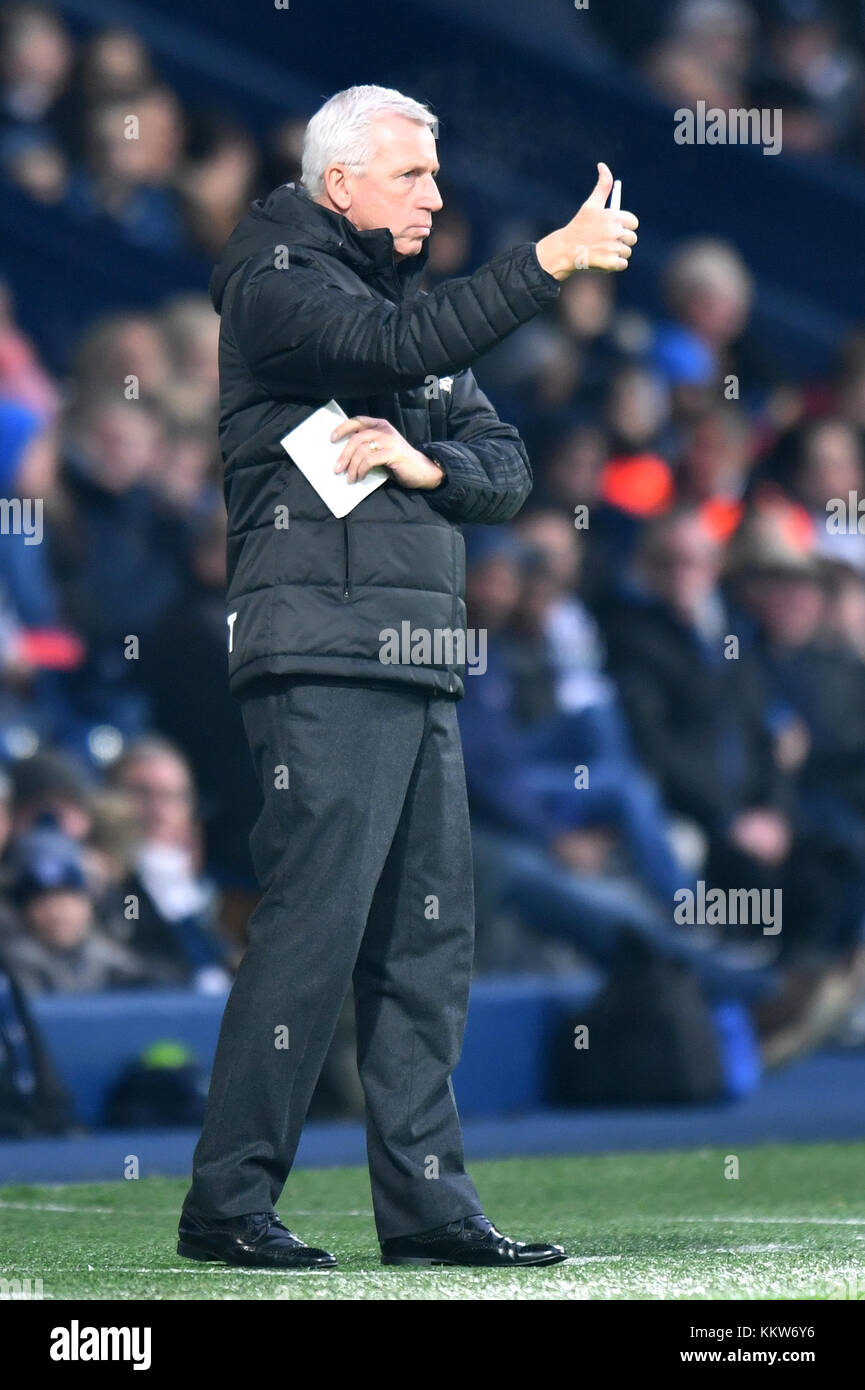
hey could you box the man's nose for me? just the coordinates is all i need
[418,176,443,211]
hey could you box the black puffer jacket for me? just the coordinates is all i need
[210,182,560,699]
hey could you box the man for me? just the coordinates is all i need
[178,84,638,1270]
[596,509,792,885]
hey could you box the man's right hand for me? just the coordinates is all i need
[535,162,639,281]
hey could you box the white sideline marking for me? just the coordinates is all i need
[20,1267,343,1277]
[117,1267,328,1275]
[693,1243,809,1254]
[0,1200,371,1217]
[567,1244,808,1262]
[11,1246,815,1279]
[668,1216,865,1226]
[0,1201,116,1214]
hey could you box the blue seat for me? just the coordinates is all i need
[30,976,599,1127]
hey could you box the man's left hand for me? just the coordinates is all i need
[331,416,444,489]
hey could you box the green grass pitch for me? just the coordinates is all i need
[1,1142,864,1300]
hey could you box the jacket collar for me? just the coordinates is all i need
[209,180,429,310]
[290,181,430,295]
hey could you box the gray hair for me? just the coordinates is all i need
[301,84,438,198]
[663,237,753,313]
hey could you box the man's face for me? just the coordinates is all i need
[27,890,92,951]
[746,573,825,648]
[325,115,443,259]
[642,518,721,616]
[465,556,521,628]
[120,754,194,845]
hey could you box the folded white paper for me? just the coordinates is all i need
[280,400,390,517]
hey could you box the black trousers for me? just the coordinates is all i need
[183,678,483,1241]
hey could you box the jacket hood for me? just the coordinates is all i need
[209,181,430,312]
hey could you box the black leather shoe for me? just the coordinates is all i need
[177,1209,337,1269]
[381,1214,567,1267]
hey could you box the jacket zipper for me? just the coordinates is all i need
[342,517,351,599]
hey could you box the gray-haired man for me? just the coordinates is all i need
[178,84,638,1269]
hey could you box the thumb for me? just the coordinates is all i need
[584,161,614,208]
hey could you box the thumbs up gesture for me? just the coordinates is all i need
[535,163,639,281]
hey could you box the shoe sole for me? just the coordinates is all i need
[177,1239,336,1270]
[381,1253,567,1268]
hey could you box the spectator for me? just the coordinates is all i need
[50,392,190,745]
[788,417,865,572]
[834,329,865,433]
[675,400,756,541]
[0,399,85,753]
[755,0,863,155]
[64,87,187,252]
[0,767,19,939]
[74,27,154,105]
[177,113,260,260]
[823,560,865,662]
[256,114,306,195]
[643,0,757,112]
[419,194,472,287]
[605,362,674,459]
[458,528,779,1001]
[69,311,171,407]
[728,526,865,958]
[156,418,220,519]
[0,280,61,416]
[0,3,72,144]
[2,123,68,203]
[141,503,260,908]
[597,507,793,918]
[59,26,155,162]
[3,818,153,993]
[655,239,783,412]
[482,270,635,423]
[507,510,697,907]
[105,736,232,989]
[9,747,94,840]
[530,420,650,603]
[0,399,65,628]
[80,784,141,917]
[156,294,219,426]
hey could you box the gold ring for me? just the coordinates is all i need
[368,441,379,451]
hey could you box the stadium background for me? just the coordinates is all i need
[1,0,865,1296]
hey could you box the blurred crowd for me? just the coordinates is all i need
[0,1,307,257]
[592,0,865,163]
[3,1,865,266]
[0,4,864,1083]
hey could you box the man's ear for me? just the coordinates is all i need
[323,165,352,214]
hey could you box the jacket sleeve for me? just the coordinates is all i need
[419,368,532,524]
[227,242,560,399]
